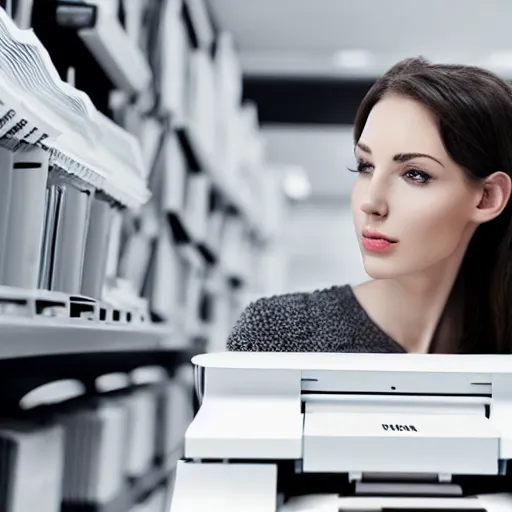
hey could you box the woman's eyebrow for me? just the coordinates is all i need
[394,152,445,167]
[355,142,444,167]
[355,142,371,154]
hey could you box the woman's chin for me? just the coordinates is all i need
[363,258,405,280]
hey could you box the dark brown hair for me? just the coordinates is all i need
[353,57,512,354]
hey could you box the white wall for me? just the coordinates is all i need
[282,200,368,293]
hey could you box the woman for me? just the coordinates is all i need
[227,57,512,354]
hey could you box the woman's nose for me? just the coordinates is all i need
[359,179,389,218]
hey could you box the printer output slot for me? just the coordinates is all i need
[302,393,490,415]
[302,390,492,398]
[302,397,491,419]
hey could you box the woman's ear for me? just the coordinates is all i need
[473,171,512,224]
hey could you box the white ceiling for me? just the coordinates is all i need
[209,0,512,78]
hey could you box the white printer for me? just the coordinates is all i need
[170,352,512,511]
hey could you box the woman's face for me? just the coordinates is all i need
[351,94,482,280]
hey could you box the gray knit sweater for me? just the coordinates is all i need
[227,285,406,353]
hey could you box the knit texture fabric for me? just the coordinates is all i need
[227,285,406,353]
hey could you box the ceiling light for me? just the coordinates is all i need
[332,49,373,69]
[282,165,312,201]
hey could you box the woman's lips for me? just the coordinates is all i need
[361,230,398,252]
[362,236,395,251]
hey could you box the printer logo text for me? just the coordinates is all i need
[382,424,417,432]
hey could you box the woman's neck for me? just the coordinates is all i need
[352,263,462,353]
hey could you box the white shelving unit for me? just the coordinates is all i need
[0,0,286,511]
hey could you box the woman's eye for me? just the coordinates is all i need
[404,169,432,184]
[347,164,432,184]
[348,161,373,174]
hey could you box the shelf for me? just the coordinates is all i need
[0,316,178,359]
[174,120,265,239]
[0,286,187,359]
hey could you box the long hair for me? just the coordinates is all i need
[353,57,512,354]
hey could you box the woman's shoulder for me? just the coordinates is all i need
[226,285,355,352]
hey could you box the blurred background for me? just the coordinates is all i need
[0,1,511,511]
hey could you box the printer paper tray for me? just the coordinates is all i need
[303,411,499,475]
[282,494,512,511]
